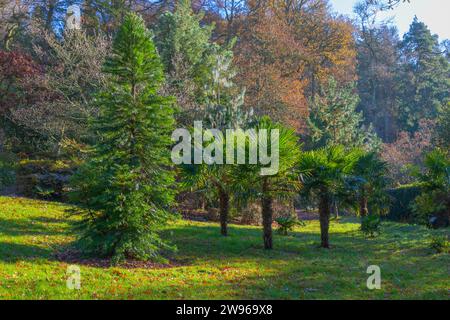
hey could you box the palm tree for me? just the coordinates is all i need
[411,148,450,227]
[181,45,252,236]
[181,135,238,236]
[352,152,389,217]
[239,117,301,249]
[298,145,360,248]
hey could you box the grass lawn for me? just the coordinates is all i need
[0,196,448,300]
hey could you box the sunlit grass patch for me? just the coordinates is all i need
[0,196,448,299]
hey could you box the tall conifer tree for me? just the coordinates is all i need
[398,17,450,132]
[307,77,380,151]
[70,12,176,264]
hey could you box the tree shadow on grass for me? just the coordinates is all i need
[162,223,369,264]
[162,220,441,267]
[0,215,77,264]
[124,226,449,300]
[1,215,439,272]
[124,255,449,299]
[0,241,52,262]
[30,216,75,224]
[0,217,71,237]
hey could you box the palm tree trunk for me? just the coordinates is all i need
[331,199,339,219]
[219,188,229,236]
[319,192,331,248]
[359,188,368,217]
[359,197,369,217]
[261,179,273,249]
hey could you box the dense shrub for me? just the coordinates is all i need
[429,235,449,254]
[240,202,262,225]
[0,152,16,190]
[360,214,381,237]
[385,184,422,222]
[16,159,74,200]
[411,149,450,229]
[275,216,305,236]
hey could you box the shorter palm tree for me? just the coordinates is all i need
[238,117,301,249]
[298,145,360,248]
[352,152,389,217]
[411,148,450,227]
[181,135,238,236]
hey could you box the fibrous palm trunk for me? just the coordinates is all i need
[261,179,273,249]
[219,188,229,236]
[359,197,369,217]
[331,199,339,219]
[359,187,369,217]
[318,192,331,248]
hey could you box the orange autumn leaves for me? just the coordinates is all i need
[232,0,356,132]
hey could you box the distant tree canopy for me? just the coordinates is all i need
[397,17,450,132]
[4,0,447,150]
[355,1,449,143]
[233,0,356,132]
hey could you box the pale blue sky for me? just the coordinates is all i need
[329,0,450,40]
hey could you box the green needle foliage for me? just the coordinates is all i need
[307,77,380,151]
[70,13,177,264]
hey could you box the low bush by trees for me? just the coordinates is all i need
[411,149,450,228]
[352,152,389,217]
[360,214,381,237]
[386,184,422,222]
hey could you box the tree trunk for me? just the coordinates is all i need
[359,188,369,217]
[331,199,339,219]
[45,0,57,31]
[219,188,229,236]
[318,193,331,248]
[261,179,273,249]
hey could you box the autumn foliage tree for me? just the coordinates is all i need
[235,1,308,131]
[234,0,357,132]
[0,50,42,150]
[0,50,39,114]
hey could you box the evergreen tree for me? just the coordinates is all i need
[153,0,230,123]
[70,12,176,264]
[397,17,450,132]
[434,102,450,149]
[307,77,380,150]
[204,46,252,130]
[354,1,401,142]
[181,46,251,238]
[153,0,213,77]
